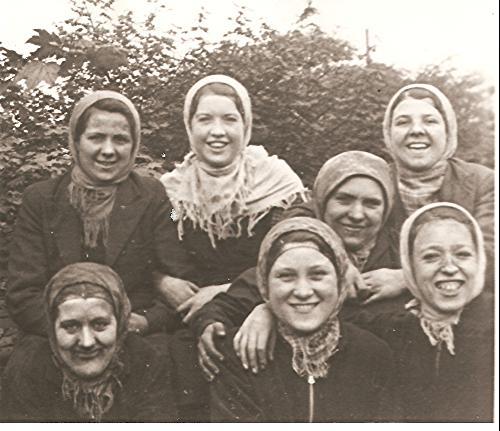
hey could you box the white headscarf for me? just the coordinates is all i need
[161,74,305,247]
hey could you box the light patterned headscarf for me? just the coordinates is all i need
[400,203,486,354]
[161,74,305,248]
[45,262,131,422]
[68,91,141,248]
[257,217,357,379]
[312,151,394,270]
[383,84,458,215]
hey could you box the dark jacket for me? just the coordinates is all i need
[388,158,494,287]
[190,200,402,336]
[1,334,177,422]
[7,172,191,335]
[346,292,494,421]
[210,322,395,422]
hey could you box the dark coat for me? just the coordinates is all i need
[7,171,192,335]
[388,158,494,288]
[210,322,395,422]
[346,292,494,421]
[1,334,177,422]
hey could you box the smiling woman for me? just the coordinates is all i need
[2,262,176,422]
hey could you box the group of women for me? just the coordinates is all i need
[0,74,494,422]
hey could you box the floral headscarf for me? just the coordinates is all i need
[68,91,141,248]
[382,84,458,215]
[45,262,131,422]
[257,217,356,379]
[161,74,305,247]
[312,151,394,270]
[400,202,486,354]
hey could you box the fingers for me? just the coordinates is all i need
[177,296,194,313]
[268,328,277,362]
[203,325,225,362]
[182,304,200,324]
[234,329,250,371]
[198,343,218,382]
[188,282,200,293]
[362,291,382,305]
[246,330,260,374]
[255,331,268,371]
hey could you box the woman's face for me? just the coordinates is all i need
[190,94,245,168]
[323,176,385,252]
[412,219,478,319]
[268,243,339,334]
[77,108,134,184]
[55,297,118,379]
[390,97,447,171]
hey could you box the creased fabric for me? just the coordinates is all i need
[44,262,131,422]
[382,84,458,215]
[257,217,356,379]
[312,151,394,270]
[161,75,305,247]
[67,91,140,248]
[400,202,486,353]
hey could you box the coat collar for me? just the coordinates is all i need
[51,171,149,266]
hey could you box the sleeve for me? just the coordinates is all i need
[126,337,178,422]
[210,331,265,422]
[189,267,264,337]
[6,185,50,335]
[280,198,316,221]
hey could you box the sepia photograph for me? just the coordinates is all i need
[0,0,497,426]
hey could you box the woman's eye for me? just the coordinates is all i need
[224,116,239,123]
[394,118,409,126]
[92,319,110,331]
[276,272,295,281]
[456,250,473,259]
[422,253,441,262]
[61,322,80,333]
[425,118,439,124]
[309,271,328,280]
[114,135,131,144]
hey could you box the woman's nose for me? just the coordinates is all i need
[209,119,226,136]
[293,278,314,299]
[347,201,364,222]
[440,255,459,275]
[79,326,96,348]
[100,138,116,156]
[409,119,425,135]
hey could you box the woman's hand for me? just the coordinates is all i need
[361,268,406,304]
[128,312,149,335]
[177,283,230,324]
[233,303,276,374]
[197,322,227,381]
[155,274,200,308]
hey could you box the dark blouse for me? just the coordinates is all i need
[1,334,177,422]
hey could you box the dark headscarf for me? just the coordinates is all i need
[45,262,131,421]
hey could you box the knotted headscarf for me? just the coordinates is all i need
[45,262,131,422]
[257,217,356,379]
[312,151,394,270]
[68,91,141,248]
[383,84,458,215]
[161,74,305,248]
[400,203,485,354]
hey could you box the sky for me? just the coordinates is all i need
[0,0,498,84]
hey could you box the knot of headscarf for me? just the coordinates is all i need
[68,91,141,248]
[257,217,356,379]
[312,151,394,270]
[382,84,458,215]
[161,75,305,248]
[44,262,131,422]
[400,203,486,354]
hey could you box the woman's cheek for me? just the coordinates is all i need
[96,324,118,347]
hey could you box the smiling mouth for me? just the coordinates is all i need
[96,161,116,168]
[289,303,319,313]
[341,224,365,233]
[435,280,464,296]
[207,141,229,150]
[407,142,430,150]
[74,349,101,360]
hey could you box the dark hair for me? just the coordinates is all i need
[188,82,245,125]
[390,87,448,133]
[74,98,136,143]
[408,207,477,257]
[265,230,340,281]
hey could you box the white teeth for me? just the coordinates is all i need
[436,281,462,292]
[408,143,429,150]
[292,304,316,312]
[208,142,227,148]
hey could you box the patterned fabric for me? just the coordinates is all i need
[400,203,486,351]
[382,84,458,215]
[312,151,394,268]
[161,75,305,247]
[67,91,141,248]
[257,217,357,379]
[44,262,131,422]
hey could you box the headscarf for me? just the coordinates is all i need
[383,84,458,215]
[68,91,141,248]
[400,202,486,354]
[44,262,131,422]
[257,217,356,379]
[161,74,305,248]
[312,151,394,270]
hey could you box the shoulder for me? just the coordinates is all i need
[128,171,167,197]
[122,334,167,370]
[447,158,493,181]
[22,173,69,202]
[341,321,391,355]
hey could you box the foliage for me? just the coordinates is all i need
[0,0,495,271]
